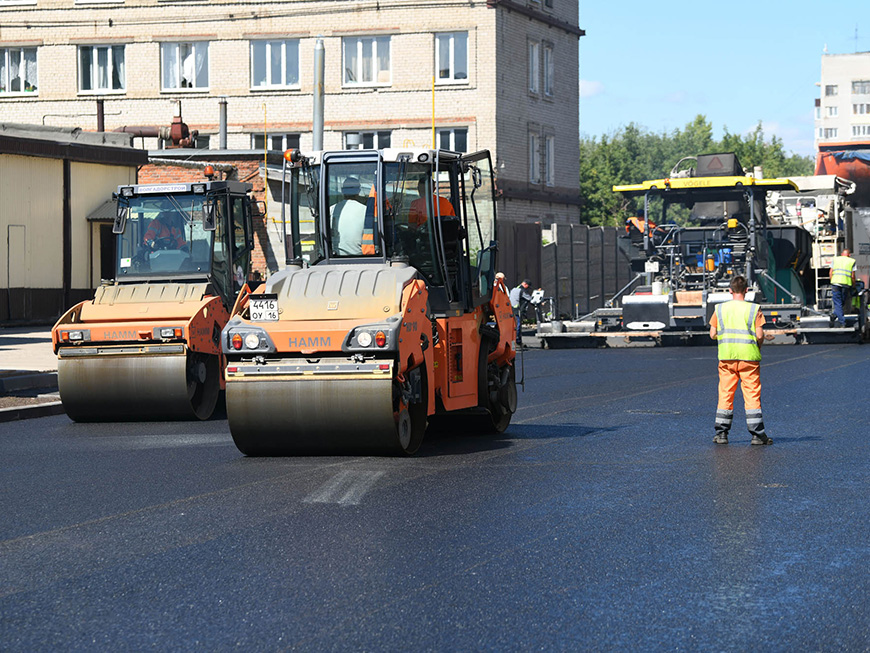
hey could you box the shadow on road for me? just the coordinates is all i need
[420,421,623,457]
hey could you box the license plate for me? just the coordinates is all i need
[249,294,279,322]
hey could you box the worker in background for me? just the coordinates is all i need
[509,278,533,348]
[625,212,655,236]
[409,176,455,227]
[144,212,187,251]
[709,275,773,446]
[330,177,367,256]
[830,248,856,328]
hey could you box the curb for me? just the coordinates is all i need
[0,372,58,394]
[0,401,66,423]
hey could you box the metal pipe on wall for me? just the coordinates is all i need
[312,37,325,150]
[219,97,228,149]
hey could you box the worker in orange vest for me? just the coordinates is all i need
[625,213,655,236]
[409,177,455,227]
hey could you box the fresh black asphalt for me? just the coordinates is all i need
[1,343,867,650]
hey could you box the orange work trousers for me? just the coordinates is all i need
[717,360,761,410]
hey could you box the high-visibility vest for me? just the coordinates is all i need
[715,300,761,361]
[831,255,855,287]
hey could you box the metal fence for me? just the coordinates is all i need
[498,222,631,320]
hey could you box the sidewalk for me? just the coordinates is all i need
[0,326,64,421]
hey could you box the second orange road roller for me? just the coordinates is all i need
[222,148,517,455]
[52,175,257,421]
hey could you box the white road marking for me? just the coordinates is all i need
[304,470,385,506]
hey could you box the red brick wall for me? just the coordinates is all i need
[139,160,270,277]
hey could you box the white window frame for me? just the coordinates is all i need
[78,45,126,93]
[251,133,301,151]
[544,134,555,187]
[815,106,821,119]
[435,32,468,85]
[0,46,38,95]
[852,80,870,95]
[529,130,541,184]
[854,104,870,115]
[344,130,392,150]
[343,36,391,87]
[250,39,300,90]
[160,42,209,91]
[823,127,838,139]
[826,105,838,117]
[543,43,554,97]
[436,127,468,152]
[528,41,540,94]
[825,85,838,97]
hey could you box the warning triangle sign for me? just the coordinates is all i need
[708,156,723,171]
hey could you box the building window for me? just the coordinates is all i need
[436,127,468,152]
[543,43,554,97]
[529,130,541,184]
[853,125,870,137]
[544,134,555,186]
[818,127,823,139]
[854,104,870,115]
[251,40,299,89]
[852,80,870,95]
[826,106,838,117]
[435,32,468,84]
[825,85,838,97]
[161,42,209,90]
[78,45,125,92]
[815,106,821,120]
[0,47,38,94]
[344,131,391,149]
[252,133,301,151]
[528,41,540,94]
[823,128,838,139]
[343,36,390,86]
[194,134,210,149]
[544,0,554,7]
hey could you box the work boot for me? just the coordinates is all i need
[751,435,773,446]
[712,434,728,445]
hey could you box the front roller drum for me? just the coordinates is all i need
[57,351,220,422]
[227,375,423,456]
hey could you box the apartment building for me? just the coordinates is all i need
[815,51,870,147]
[0,0,584,228]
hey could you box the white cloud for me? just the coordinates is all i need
[579,80,605,98]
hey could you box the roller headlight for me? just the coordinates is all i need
[245,333,260,349]
[357,331,373,347]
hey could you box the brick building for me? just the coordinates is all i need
[1,0,584,270]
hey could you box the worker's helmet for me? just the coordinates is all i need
[342,177,361,195]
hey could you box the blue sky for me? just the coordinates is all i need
[578,1,869,157]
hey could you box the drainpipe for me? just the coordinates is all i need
[219,97,228,149]
[96,100,105,132]
[313,37,325,150]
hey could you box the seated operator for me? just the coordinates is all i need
[143,211,188,251]
[330,176,368,256]
[408,176,456,227]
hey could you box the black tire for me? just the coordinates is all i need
[476,340,515,434]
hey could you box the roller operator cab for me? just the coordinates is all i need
[223,149,517,456]
[52,179,256,421]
